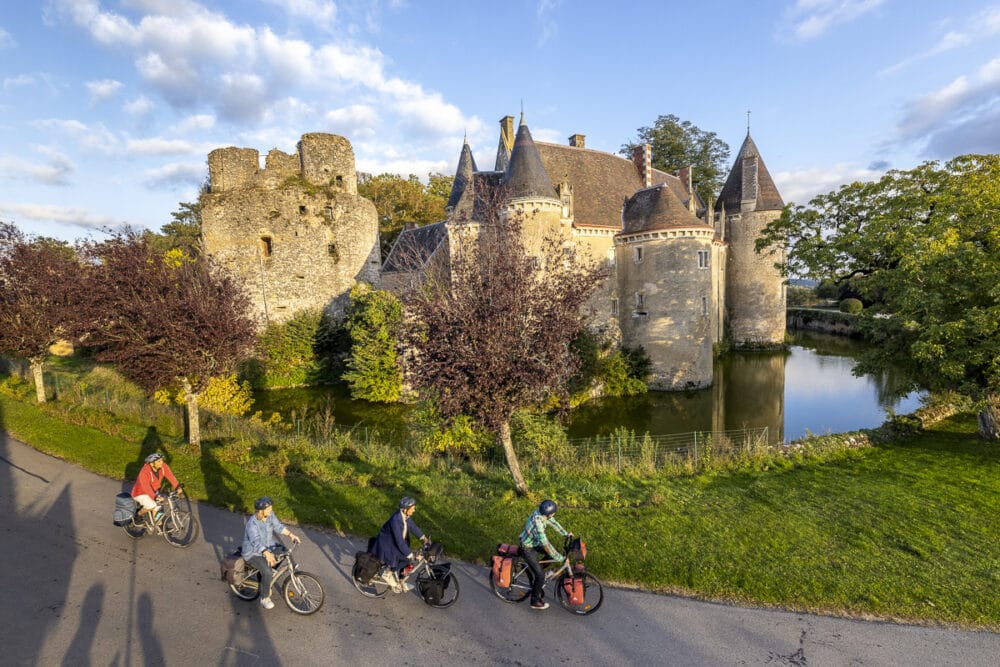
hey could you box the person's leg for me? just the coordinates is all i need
[134,494,157,517]
[520,545,545,605]
[247,555,275,599]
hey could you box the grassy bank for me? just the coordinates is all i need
[0,381,997,629]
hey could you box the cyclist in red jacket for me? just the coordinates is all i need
[131,452,181,524]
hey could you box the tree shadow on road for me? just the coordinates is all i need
[61,584,104,667]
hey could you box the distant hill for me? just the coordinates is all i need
[788,278,818,288]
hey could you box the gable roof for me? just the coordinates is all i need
[621,183,711,235]
[715,132,784,212]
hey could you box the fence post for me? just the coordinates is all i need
[617,436,622,473]
[693,432,698,464]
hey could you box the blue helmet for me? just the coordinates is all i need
[399,496,416,510]
[539,499,557,516]
[144,452,164,464]
[254,496,273,511]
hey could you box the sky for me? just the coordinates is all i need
[1,0,999,242]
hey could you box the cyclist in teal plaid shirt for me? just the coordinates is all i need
[519,499,572,610]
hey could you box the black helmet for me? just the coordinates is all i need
[254,496,273,511]
[399,496,416,510]
[539,499,557,516]
[144,452,164,464]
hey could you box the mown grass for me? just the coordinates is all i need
[0,376,997,629]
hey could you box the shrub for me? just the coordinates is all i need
[816,279,840,299]
[839,298,863,314]
[250,309,339,388]
[342,283,403,402]
[511,410,572,466]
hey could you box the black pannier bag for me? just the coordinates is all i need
[417,563,450,605]
[113,492,135,526]
[354,551,382,585]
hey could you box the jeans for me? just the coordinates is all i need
[247,555,276,599]
[520,544,547,604]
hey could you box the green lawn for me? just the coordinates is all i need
[0,389,997,629]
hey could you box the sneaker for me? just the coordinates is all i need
[260,596,274,610]
[530,601,549,610]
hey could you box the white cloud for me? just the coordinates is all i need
[143,161,206,188]
[172,113,215,133]
[881,7,1000,75]
[123,95,155,115]
[536,0,562,46]
[0,148,75,186]
[0,26,15,48]
[3,74,35,90]
[773,163,883,205]
[324,104,380,137]
[34,119,121,154]
[263,0,337,28]
[86,78,123,104]
[126,137,196,155]
[531,127,563,144]
[784,0,886,41]
[0,201,120,230]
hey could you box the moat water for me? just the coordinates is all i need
[251,330,923,445]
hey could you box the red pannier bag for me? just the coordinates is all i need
[563,574,585,605]
[491,543,519,588]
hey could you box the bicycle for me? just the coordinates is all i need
[490,536,604,615]
[228,542,325,615]
[119,486,200,548]
[352,542,460,608]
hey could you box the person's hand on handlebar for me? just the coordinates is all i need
[264,549,278,567]
[421,535,431,545]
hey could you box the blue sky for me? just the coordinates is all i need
[1,0,999,242]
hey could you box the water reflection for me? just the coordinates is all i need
[252,331,923,444]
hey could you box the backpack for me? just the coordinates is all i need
[418,563,451,605]
[220,549,245,585]
[113,492,136,526]
[563,574,585,606]
[491,543,518,588]
[354,551,382,585]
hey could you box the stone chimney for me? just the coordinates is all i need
[631,143,652,188]
[568,133,586,148]
[499,116,514,153]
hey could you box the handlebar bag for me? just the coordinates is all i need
[113,492,136,526]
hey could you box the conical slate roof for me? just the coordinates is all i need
[446,139,477,215]
[503,121,558,201]
[621,183,711,236]
[714,132,784,212]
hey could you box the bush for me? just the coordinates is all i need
[249,309,340,388]
[816,279,840,299]
[511,410,572,465]
[839,298,863,314]
[342,283,403,403]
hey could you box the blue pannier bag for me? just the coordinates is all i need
[113,492,135,526]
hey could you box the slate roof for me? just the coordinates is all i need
[714,132,784,212]
[621,183,712,236]
[503,122,558,201]
[446,140,477,216]
[535,142,699,229]
[381,221,448,273]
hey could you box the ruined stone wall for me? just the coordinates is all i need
[615,229,716,389]
[201,133,378,326]
[299,133,357,194]
[725,210,786,346]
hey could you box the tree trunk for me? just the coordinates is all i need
[498,420,528,496]
[182,379,201,453]
[30,358,46,404]
[977,394,1000,440]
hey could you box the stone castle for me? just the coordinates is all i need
[200,116,786,391]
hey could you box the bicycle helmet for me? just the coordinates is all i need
[399,496,417,510]
[539,499,557,516]
[254,496,273,511]
[144,452,164,464]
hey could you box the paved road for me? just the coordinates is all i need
[1,431,997,667]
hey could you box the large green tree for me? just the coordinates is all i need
[357,172,452,255]
[343,283,403,403]
[0,223,86,402]
[756,154,1000,438]
[621,115,730,205]
[145,201,203,258]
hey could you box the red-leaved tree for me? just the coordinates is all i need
[402,191,606,494]
[0,222,86,402]
[80,230,258,451]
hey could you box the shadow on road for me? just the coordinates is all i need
[61,584,104,667]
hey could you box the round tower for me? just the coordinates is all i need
[502,116,564,252]
[616,183,717,390]
[715,133,786,347]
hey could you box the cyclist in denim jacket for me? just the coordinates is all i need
[519,499,571,610]
[242,496,300,610]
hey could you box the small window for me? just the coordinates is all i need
[259,236,272,258]
[324,205,333,219]
[335,175,344,188]
[327,242,338,257]
[697,250,710,269]
[607,248,616,266]
[299,205,307,214]
[611,298,619,316]
[634,246,643,263]
[635,292,644,309]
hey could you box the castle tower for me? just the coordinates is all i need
[502,116,563,251]
[446,137,478,219]
[715,132,786,347]
[616,184,717,389]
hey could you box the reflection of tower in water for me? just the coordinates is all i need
[713,351,786,444]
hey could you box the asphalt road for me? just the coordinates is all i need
[1,431,997,667]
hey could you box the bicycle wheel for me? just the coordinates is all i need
[490,557,531,603]
[161,507,199,547]
[121,515,146,539]
[282,571,325,615]
[555,571,604,615]
[230,568,261,600]
[421,563,459,608]
[352,562,390,598]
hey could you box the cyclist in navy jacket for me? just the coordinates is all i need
[371,496,430,591]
